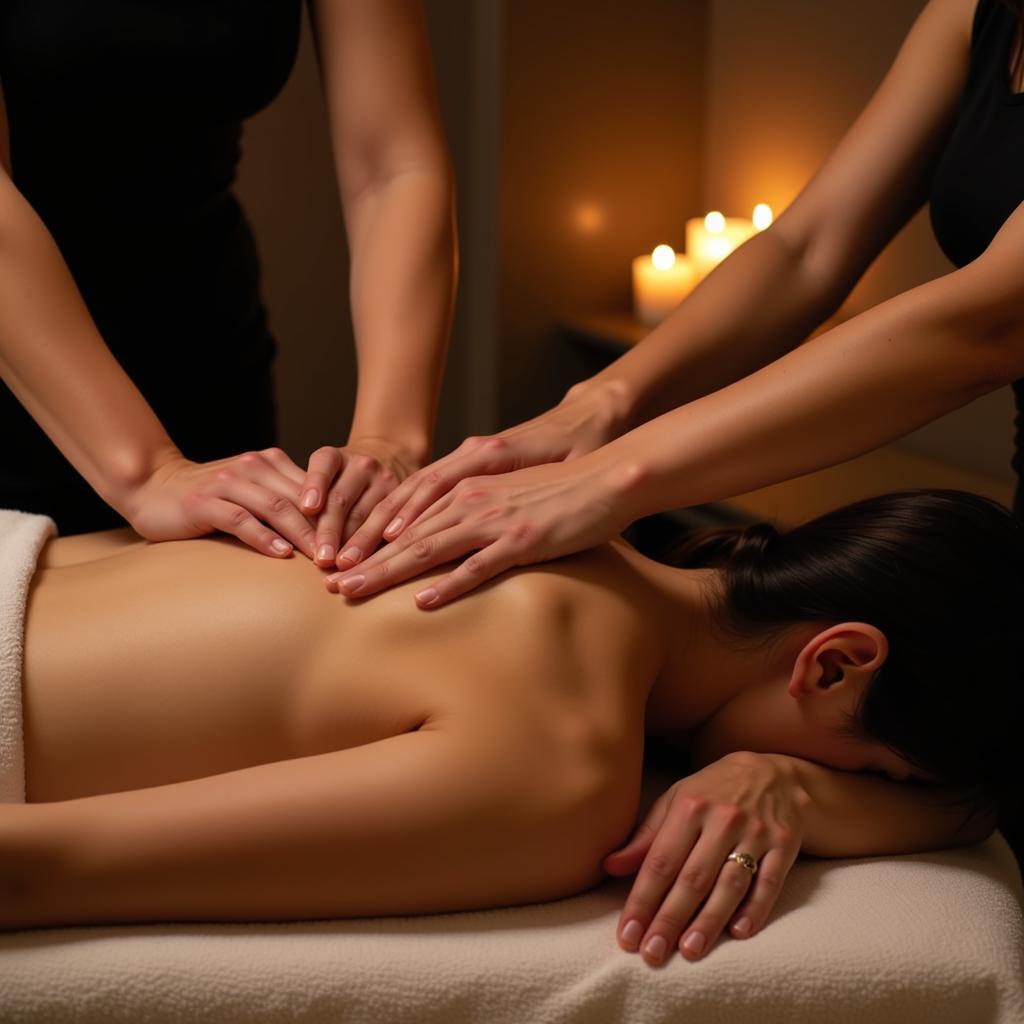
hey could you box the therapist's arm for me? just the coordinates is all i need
[0,81,314,556]
[336,0,974,562]
[300,0,456,563]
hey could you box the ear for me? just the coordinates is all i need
[787,623,889,699]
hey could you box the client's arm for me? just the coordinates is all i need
[604,751,993,966]
[0,728,622,931]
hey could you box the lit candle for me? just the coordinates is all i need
[685,205,774,279]
[632,244,697,326]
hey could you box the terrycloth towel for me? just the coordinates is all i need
[0,509,56,803]
[1,809,1022,1023]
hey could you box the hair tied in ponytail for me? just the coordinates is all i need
[733,522,780,563]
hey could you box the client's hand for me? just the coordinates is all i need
[297,437,424,567]
[125,448,317,559]
[603,751,807,966]
[333,380,628,573]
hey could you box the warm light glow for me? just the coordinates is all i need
[651,244,676,271]
[752,203,774,230]
[573,202,605,235]
[704,211,726,234]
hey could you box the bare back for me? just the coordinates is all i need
[23,532,667,804]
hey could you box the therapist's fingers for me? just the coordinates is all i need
[260,446,308,487]
[205,469,316,557]
[341,475,397,548]
[337,437,517,568]
[188,494,295,558]
[313,458,377,566]
[300,446,343,516]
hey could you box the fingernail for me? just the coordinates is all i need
[415,587,439,607]
[340,575,365,594]
[317,544,335,563]
[271,539,292,554]
[384,517,403,537]
[643,935,667,963]
[682,931,706,956]
[732,917,752,937]
[338,546,361,566]
[621,920,644,949]
[301,489,319,511]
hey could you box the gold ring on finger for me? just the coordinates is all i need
[725,851,759,876]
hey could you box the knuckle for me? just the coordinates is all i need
[411,537,434,560]
[756,872,784,893]
[679,864,710,892]
[239,451,262,467]
[644,853,677,881]
[772,825,795,849]
[463,554,487,576]
[380,469,397,487]
[425,470,442,486]
[215,468,236,484]
[676,795,708,819]
[313,445,335,460]
[482,436,506,453]
[265,493,292,516]
[262,446,286,460]
[511,521,533,543]
[347,507,366,524]
[227,506,251,529]
[357,455,377,472]
[328,489,350,509]
[747,819,768,843]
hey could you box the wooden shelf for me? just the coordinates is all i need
[561,312,1015,527]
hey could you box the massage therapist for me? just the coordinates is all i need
[0,0,454,565]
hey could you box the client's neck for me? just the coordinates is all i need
[615,543,788,741]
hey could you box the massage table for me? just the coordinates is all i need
[2,512,1022,1023]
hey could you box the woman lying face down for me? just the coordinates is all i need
[3,489,1020,949]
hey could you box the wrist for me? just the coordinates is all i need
[562,375,637,440]
[103,440,183,521]
[345,430,430,472]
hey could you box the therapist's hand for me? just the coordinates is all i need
[603,752,807,966]
[325,453,636,606]
[297,437,423,568]
[125,447,317,558]
[333,380,629,571]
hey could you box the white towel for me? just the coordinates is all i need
[0,509,56,803]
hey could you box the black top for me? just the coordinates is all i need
[0,1,302,532]
[929,0,1024,517]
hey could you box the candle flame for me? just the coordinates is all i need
[753,203,773,230]
[651,244,676,271]
[704,211,726,234]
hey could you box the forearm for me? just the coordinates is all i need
[345,162,456,463]
[575,224,848,434]
[777,755,992,858]
[0,173,179,511]
[598,261,1012,520]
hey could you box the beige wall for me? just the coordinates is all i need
[498,0,708,426]
[705,0,1016,480]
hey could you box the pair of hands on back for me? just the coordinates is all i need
[125,436,421,563]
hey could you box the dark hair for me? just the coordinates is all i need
[669,489,1024,826]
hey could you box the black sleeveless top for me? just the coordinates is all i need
[929,0,1024,518]
[0,1,302,532]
